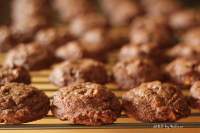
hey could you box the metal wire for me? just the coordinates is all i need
[0,122,200,130]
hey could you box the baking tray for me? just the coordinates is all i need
[0,54,199,130]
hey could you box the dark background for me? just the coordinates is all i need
[0,0,199,25]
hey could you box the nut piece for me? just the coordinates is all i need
[122,81,191,122]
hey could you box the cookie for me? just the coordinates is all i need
[79,28,112,58]
[122,81,191,122]
[118,43,162,62]
[11,0,50,42]
[169,9,200,33]
[183,27,200,47]
[51,82,121,125]
[113,58,161,89]
[35,26,74,50]
[55,41,85,61]
[4,43,55,70]
[166,43,200,60]
[165,58,200,88]
[69,13,108,37]
[0,83,50,124]
[100,0,143,26]
[142,0,182,17]
[49,59,109,87]
[130,16,173,49]
[0,66,31,84]
[0,26,15,52]
[188,81,200,109]
[53,0,95,22]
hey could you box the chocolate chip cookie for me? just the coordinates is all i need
[0,83,50,124]
[122,81,191,122]
[49,59,109,87]
[51,82,121,125]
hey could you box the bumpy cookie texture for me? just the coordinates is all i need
[53,0,95,22]
[55,41,85,61]
[183,27,200,47]
[113,58,161,89]
[100,0,143,26]
[69,13,108,37]
[11,0,50,41]
[169,9,200,32]
[35,26,74,50]
[166,44,200,60]
[51,82,121,125]
[0,66,31,84]
[0,83,50,124]
[0,26,15,52]
[130,16,173,49]
[188,81,200,109]
[165,58,200,88]
[4,43,55,70]
[49,59,109,87]
[122,81,191,122]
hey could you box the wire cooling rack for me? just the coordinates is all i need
[0,55,200,130]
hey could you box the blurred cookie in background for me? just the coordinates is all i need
[4,43,55,70]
